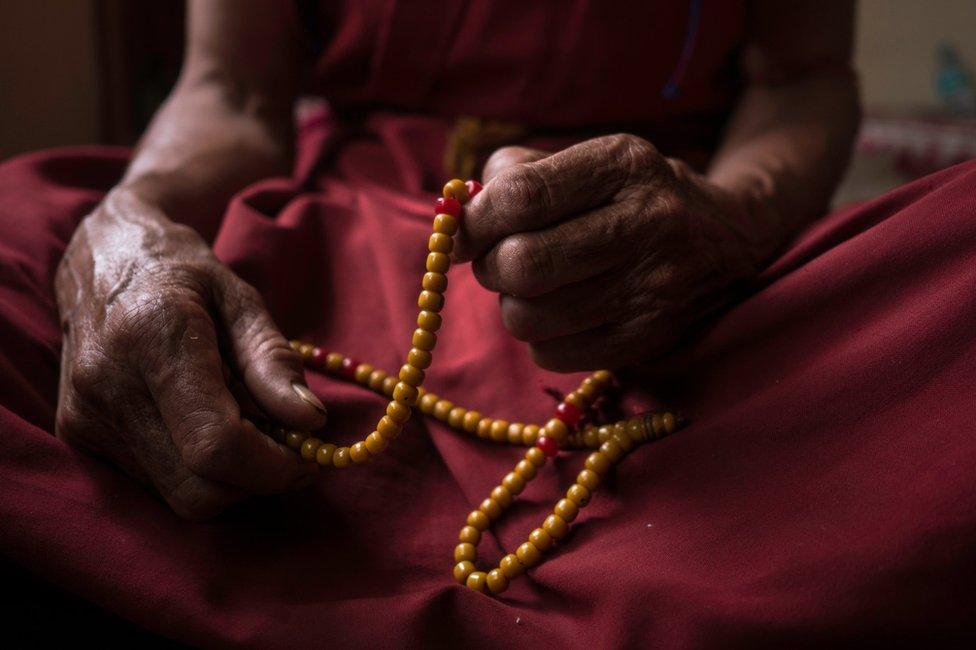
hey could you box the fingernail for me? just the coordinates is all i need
[292,382,327,416]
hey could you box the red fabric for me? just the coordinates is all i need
[2,127,976,645]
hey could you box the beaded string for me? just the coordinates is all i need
[272,178,684,596]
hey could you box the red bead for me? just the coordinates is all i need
[435,197,462,217]
[310,347,327,367]
[536,436,559,457]
[340,357,359,377]
[465,180,483,198]
[555,401,583,428]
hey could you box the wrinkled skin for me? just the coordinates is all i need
[55,190,326,519]
[455,134,767,371]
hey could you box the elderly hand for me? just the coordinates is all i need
[54,189,326,519]
[454,134,766,371]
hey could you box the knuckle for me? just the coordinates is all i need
[179,417,239,477]
[494,164,551,217]
[67,348,113,400]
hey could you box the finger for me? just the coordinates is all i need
[141,299,318,493]
[456,134,664,262]
[213,272,327,431]
[527,316,659,373]
[481,145,549,184]
[471,202,631,298]
[498,272,621,343]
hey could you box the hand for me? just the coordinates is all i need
[54,189,326,519]
[454,134,766,371]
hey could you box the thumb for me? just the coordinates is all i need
[213,271,327,432]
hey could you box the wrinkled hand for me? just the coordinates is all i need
[54,189,326,519]
[455,134,764,371]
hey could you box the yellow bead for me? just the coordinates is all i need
[398,364,424,386]
[353,363,373,383]
[626,418,645,443]
[386,400,411,423]
[480,497,502,520]
[597,425,612,443]
[507,422,524,445]
[467,509,490,531]
[411,327,436,351]
[433,213,459,236]
[502,471,526,495]
[476,418,493,439]
[565,391,587,409]
[421,273,448,296]
[448,407,467,428]
[500,553,524,579]
[332,447,351,468]
[543,514,569,540]
[611,427,634,453]
[433,399,454,421]
[544,418,569,443]
[599,439,624,463]
[522,424,540,446]
[462,410,482,433]
[428,232,454,254]
[583,427,601,448]
[454,560,476,584]
[315,443,336,466]
[377,415,401,438]
[459,526,481,545]
[325,352,344,371]
[286,431,307,450]
[443,178,469,202]
[454,542,476,562]
[418,392,439,414]
[289,340,302,352]
[593,370,612,385]
[585,451,612,475]
[425,252,451,274]
[382,376,397,396]
[368,369,387,391]
[465,571,488,592]
[393,382,419,405]
[365,431,388,455]
[490,419,510,443]
[300,437,322,460]
[577,469,600,491]
[529,528,553,551]
[516,542,540,568]
[298,343,314,359]
[418,290,444,312]
[350,441,371,464]
[577,383,598,400]
[487,569,509,595]
[515,459,536,480]
[490,485,513,508]
[554,498,579,522]
[417,310,442,332]
[525,446,546,467]
[663,412,677,433]
[407,347,432,369]
[567,483,591,507]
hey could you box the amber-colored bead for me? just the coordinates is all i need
[300,437,322,460]
[350,442,371,464]
[418,392,439,414]
[500,554,524,579]
[577,469,600,491]
[488,419,508,443]
[516,542,541,567]
[663,412,677,433]
[522,424,540,446]
[502,471,526,495]
[286,431,307,449]
[386,400,411,423]
[407,347,432,369]
[577,382,598,401]
[467,509,490,531]
[625,418,645,443]
[543,514,569,540]
[565,391,587,409]
[446,406,465,428]
[597,425,612,443]
[298,343,314,359]
[412,327,437,351]
[433,399,454,420]
[454,560,476,584]
[368,369,387,391]
[490,485,513,508]
[582,427,600,448]
[422,273,448,296]
[433,213,459,236]
[459,526,481,545]
[289,339,302,352]
[332,447,351,468]
[480,498,502,520]
[600,438,624,463]
[428,233,454,254]
[466,571,488,592]
[611,427,634,453]
[443,178,469,202]
[554,498,579,522]
[585,451,611,475]
[529,528,553,551]
[462,410,482,433]
[365,431,388,455]
[507,422,524,445]
[353,363,374,383]
[567,483,591,507]
[315,442,337,466]
[487,569,509,595]
[454,543,476,562]
[418,290,444,312]
[593,370,612,385]
[393,382,419,405]
[476,418,493,439]
[525,446,546,467]
[398,364,424,386]
[544,418,569,443]
[325,352,344,371]
[417,310,442,332]
[377,415,400,439]
[426,252,450,274]
[515,459,537,480]
[382,376,397,396]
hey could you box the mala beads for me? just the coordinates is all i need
[278,178,684,596]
